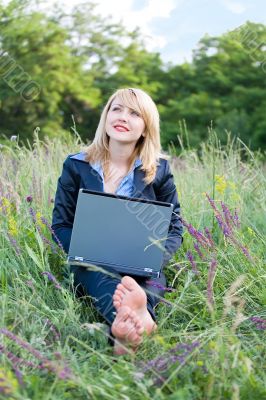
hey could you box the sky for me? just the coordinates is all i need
[35,0,266,64]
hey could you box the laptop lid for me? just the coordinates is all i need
[68,189,173,277]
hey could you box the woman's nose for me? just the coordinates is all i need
[118,109,129,121]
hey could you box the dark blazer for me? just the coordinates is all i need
[51,153,183,269]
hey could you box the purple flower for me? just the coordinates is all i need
[186,251,200,275]
[41,272,62,290]
[240,245,252,261]
[181,218,212,249]
[26,195,33,203]
[221,201,234,229]
[250,316,266,330]
[146,280,175,292]
[233,209,241,228]
[7,233,21,256]
[142,340,200,374]
[204,228,215,248]
[44,319,61,341]
[193,242,204,259]
[0,329,73,381]
[215,213,231,237]
[40,216,65,254]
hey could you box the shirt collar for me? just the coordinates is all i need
[90,158,142,177]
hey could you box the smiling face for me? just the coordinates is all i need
[105,96,146,145]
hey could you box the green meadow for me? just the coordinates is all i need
[0,133,265,399]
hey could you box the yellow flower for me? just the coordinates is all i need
[247,227,255,237]
[35,211,45,227]
[153,335,166,346]
[196,361,204,366]
[0,368,19,395]
[215,175,227,195]
[8,216,18,237]
[0,197,11,215]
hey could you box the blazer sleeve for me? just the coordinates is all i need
[155,160,183,269]
[51,157,80,253]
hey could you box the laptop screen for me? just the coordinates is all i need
[68,189,173,275]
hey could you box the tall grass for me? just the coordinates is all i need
[0,133,265,399]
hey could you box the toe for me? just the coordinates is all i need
[121,276,138,291]
[116,283,127,293]
[113,294,122,302]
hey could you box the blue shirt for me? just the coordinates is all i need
[90,158,142,197]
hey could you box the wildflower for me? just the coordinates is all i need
[193,242,204,259]
[142,341,200,374]
[221,202,234,229]
[181,218,212,249]
[247,227,255,236]
[44,319,61,341]
[40,216,65,253]
[250,316,266,330]
[0,196,11,215]
[10,135,17,142]
[0,368,19,395]
[36,211,45,226]
[8,216,18,237]
[41,271,62,290]
[29,208,60,254]
[186,251,200,275]
[146,280,175,292]
[215,213,231,237]
[205,193,219,213]
[204,227,215,248]
[240,245,252,261]
[7,233,21,256]
[26,195,33,203]
[0,330,73,380]
[215,175,227,195]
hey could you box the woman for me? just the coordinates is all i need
[52,88,183,355]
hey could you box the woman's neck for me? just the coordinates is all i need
[108,139,136,168]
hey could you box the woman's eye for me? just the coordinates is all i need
[112,107,120,111]
[131,110,140,116]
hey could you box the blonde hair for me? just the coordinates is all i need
[84,88,168,184]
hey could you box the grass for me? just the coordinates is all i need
[0,132,265,399]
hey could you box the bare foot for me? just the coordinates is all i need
[113,276,156,336]
[111,306,144,355]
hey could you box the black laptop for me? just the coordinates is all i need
[67,189,173,278]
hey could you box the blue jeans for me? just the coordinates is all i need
[70,265,167,324]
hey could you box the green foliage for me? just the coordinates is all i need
[0,134,265,399]
[0,1,265,151]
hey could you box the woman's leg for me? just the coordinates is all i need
[71,265,121,324]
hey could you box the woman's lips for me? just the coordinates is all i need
[114,125,129,132]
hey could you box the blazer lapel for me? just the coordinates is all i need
[132,167,148,198]
[82,163,104,192]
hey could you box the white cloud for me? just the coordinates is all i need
[221,0,248,14]
[94,0,178,49]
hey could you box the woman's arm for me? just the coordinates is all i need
[51,157,80,253]
[155,160,183,268]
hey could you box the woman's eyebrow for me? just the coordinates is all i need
[112,103,124,107]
